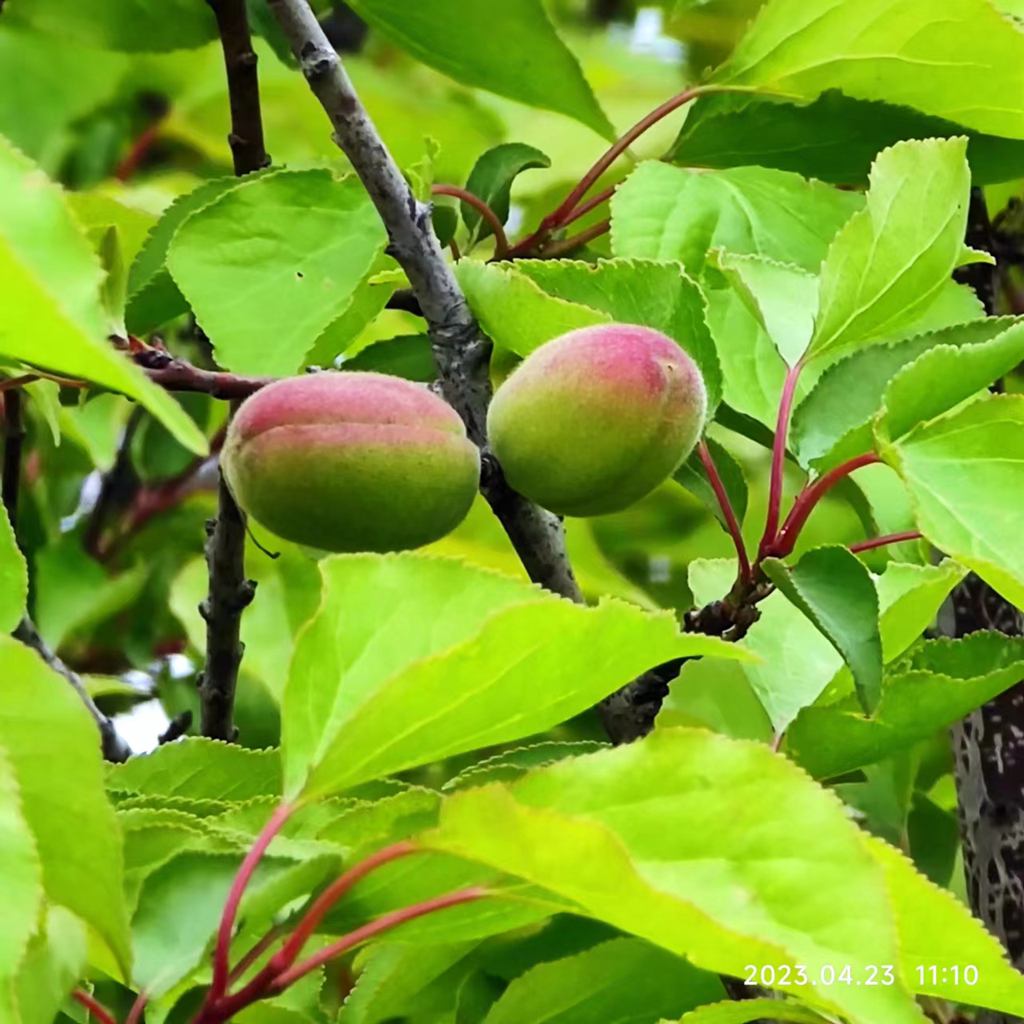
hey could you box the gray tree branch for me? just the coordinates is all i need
[264,0,720,746]
[264,0,582,607]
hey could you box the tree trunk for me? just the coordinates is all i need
[950,188,1024,1024]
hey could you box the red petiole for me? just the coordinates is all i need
[431,184,508,258]
[849,530,923,555]
[697,440,752,583]
[191,812,480,1024]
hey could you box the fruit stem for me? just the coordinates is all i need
[759,361,803,558]
[205,802,295,1008]
[697,440,752,583]
[432,184,508,258]
[849,530,922,555]
[72,990,118,1024]
[770,452,882,558]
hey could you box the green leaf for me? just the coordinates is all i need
[714,0,1024,139]
[126,175,246,335]
[0,747,42,989]
[337,941,479,1024]
[870,835,1024,1016]
[481,937,722,1024]
[805,139,972,367]
[167,169,388,376]
[107,739,283,803]
[610,161,861,276]
[691,558,957,731]
[790,318,1015,470]
[712,252,816,367]
[789,634,1024,778]
[345,0,613,139]
[342,334,436,382]
[5,0,216,52]
[673,436,748,534]
[0,635,131,973]
[0,135,207,455]
[462,143,550,243]
[130,852,237,995]
[0,23,126,169]
[282,553,750,798]
[762,547,883,714]
[10,906,86,1024]
[512,258,722,408]
[703,288,789,428]
[881,394,1024,606]
[456,260,609,357]
[306,277,398,369]
[670,89,1024,186]
[0,504,27,634]
[426,729,926,1024]
[879,319,1024,440]
[675,1000,827,1023]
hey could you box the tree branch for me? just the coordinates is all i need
[4,387,131,761]
[208,0,271,177]
[2,387,24,531]
[201,0,269,741]
[264,0,583,610]
[134,348,274,400]
[13,618,131,762]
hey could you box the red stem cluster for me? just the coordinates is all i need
[188,805,485,1024]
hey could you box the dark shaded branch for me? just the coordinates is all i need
[200,0,269,741]
[264,0,583,608]
[4,387,130,761]
[2,387,23,531]
[83,406,144,557]
[134,348,274,399]
[208,0,271,176]
[949,188,1024,1024]
[14,618,131,762]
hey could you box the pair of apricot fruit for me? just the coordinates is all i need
[222,324,707,552]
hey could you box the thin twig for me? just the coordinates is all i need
[265,0,582,606]
[697,440,751,582]
[431,184,508,257]
[4,389,130,761]
[201,0,268,741]
[134,349,273,400]
[13,618,131,762]
[207,0,271,177]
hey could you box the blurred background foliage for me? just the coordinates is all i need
[1,0,902,788]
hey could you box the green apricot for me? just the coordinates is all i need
[222,372,480,552]
[487,324,707,516]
